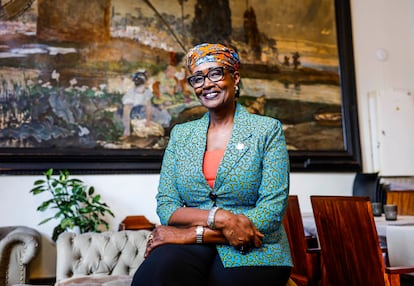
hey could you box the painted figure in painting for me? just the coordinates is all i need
[121,69,173,139]
[121,70,153,138]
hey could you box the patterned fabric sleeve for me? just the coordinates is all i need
[244,119,290,234]
[156,126,184,225]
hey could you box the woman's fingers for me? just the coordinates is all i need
[145,232,155,257]
[221,214,264,251]
[145,225,190,257]
[144,226,164,257]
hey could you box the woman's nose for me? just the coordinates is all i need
[202,76,215,88]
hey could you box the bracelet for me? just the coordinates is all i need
[196,225,204,244]
[207,206,220,230]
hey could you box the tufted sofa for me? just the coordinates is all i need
[55,230,151,286]
[0,226,41,286]
[55,229,298,286]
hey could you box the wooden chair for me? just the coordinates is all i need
[352,172,381,202]
[310,195,414,286]
[386,190,414,215]
[283,195,321,286]
[118,215,155,231]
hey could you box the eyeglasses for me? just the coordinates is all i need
[187,67,233,88]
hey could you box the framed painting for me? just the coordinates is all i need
[0,0,361,174]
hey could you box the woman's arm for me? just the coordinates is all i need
[144,225,225,257]
[144,214,263,258]
[168,207,263,249]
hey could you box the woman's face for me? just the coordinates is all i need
[189,62,240,110]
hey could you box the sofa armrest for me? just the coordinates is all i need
[0,226,41,286]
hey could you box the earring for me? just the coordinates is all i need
[235,86,239,92]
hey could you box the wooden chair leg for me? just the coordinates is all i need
[286,278,299,286]
[386,273,401,286]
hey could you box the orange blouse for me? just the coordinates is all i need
[203,149,225,188]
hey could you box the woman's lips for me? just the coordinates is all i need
[203,91,219,99]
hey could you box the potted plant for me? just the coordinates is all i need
[30,168,115,241]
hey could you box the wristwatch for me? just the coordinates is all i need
[196,225,204,244]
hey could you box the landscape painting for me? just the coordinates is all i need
[0,0,361,173]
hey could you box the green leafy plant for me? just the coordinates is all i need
[30,168,115,241]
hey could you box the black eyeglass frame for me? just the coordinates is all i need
[187,66,234,88]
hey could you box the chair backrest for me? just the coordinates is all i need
[386,190,414,215]
[283,195,320,286]
[352,172,382,203]
[310,196,386,286]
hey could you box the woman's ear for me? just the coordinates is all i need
[233,71,241,86]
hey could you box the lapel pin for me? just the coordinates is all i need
[236,142,244,150]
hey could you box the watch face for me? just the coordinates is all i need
[196,226,203,235]
[196,226,204,243]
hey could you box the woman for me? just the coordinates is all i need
[131,43,292,286]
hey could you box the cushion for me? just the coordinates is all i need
[56,275,132,286]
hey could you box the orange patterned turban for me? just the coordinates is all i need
[186,43,240,71]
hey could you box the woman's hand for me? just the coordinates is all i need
[145,225,192,258]
[216,210,264,253]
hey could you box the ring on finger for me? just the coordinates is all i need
[240,245,245,253]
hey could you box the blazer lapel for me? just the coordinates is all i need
[214,104,253,190]
[186,113,210,186]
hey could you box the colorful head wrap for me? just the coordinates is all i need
[186,43,240,71]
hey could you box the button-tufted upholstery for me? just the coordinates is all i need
[55,230,151,286]
[55,229,299,286]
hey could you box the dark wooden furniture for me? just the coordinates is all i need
[118,215,155,231]
[283,195,321,286]
[352,172,382,203]
[311,195,414,286]
[386,190,414,215]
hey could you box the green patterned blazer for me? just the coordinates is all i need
[156,103,292,268]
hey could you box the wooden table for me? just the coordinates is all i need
[374,214,414,237]
[386,224,414,273]
[302,213,414,238]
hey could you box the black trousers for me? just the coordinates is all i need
[131,244,291,286]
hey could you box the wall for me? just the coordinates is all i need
[351,0,414,172]
[0,0,413,280]
[1,172,354,279]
